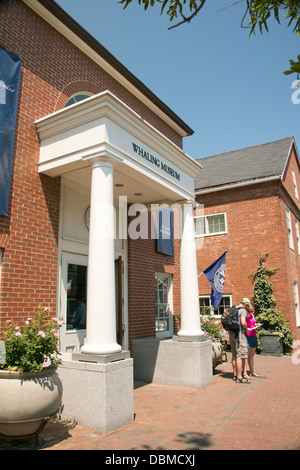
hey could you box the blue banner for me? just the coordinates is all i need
[203,250,227,310]
[157,209,174,256]
[0,45,22,215]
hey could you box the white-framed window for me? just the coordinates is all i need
[65,92,93,107]
[286,207,295,250]
[155,273,173,338]
[195,212,227,237]
[295,219,300,255]
[293,281,300,327]
[199,294,232,317]
[291,168,299,200]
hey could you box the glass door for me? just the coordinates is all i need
[60,253,88,354]
[155,274,173,338]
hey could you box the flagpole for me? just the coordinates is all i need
[197,246,233,278]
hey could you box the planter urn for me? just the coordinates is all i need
[212,342,223,369]
[260,334,283,356]
[0,368,62,440]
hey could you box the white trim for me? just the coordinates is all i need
[195,175,280,196]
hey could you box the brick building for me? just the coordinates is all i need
[0,0,214,429]
[195,137,300,340]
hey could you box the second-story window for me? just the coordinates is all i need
[195,212,227,237]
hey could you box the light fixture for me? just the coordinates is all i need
[115,183,124,187]
[134,193,143,196]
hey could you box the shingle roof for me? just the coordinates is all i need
[194,137,295,191]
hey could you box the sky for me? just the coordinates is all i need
[55,0,300,160]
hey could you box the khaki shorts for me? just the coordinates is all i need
[229,330,247,359]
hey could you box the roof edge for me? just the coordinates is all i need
[195,175,281,195]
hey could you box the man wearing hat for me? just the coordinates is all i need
[230,298,253,384]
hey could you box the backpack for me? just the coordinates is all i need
[221,306,240,334]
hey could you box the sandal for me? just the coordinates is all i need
[233,375,237,382]
[236,377,251,384]
[250,373,261,377]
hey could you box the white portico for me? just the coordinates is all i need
[35,91,211,431]
[36,91,205,354]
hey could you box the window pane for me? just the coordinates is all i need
[155,275,171,333]
[208,214,225,234]
[67,264,87,330]
[195,217,205,235]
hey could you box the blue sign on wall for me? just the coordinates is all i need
[157,209,174,256]
[0,44,22,215]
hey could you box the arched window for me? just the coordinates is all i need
[65,92,93,107]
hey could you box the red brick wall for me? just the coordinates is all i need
[0,0,183,332]
[196,179,300,339]
[128,210,180,351]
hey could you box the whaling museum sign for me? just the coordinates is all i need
[132,142,181,181]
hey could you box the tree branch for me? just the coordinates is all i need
[168,0,207,30]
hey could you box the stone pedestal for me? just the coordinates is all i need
[57,354,134,433]
[132,337,212,389]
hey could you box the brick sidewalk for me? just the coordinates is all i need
[1,352,300,450]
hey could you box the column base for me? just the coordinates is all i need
[72,351,130,364]
[173,334,207,342]
[133,337,212,389]
[80,343,122,355]
[57,356,134,433]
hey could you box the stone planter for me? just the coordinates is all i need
[0,368,62,440]
[212,342,223,369]
[259,334,283,356]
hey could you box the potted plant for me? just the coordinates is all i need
[201,311,226,369]
[0,306,63,443]
[249,253,295,355]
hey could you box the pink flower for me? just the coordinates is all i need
[38,331,46,338]
[15,327,20,330]
[25,321,29,325]
[42,358,51,368]
[15,332,21,337]
[52,318,63,326]
[54,332,59,339]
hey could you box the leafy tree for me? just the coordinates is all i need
[119,0,300,77]
[249,253,295,353]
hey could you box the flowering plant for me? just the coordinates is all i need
[0,306,63,373]
[200,314,225,343]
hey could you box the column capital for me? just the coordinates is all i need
[175,198,200,208]
[82,149,123,168]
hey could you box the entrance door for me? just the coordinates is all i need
[115,255,124,347]
[60,253,88,354]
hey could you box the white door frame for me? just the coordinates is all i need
[60,252,88,354]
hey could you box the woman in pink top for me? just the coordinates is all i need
[245,311,262,378]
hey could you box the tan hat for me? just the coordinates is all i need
[241,298,253,309]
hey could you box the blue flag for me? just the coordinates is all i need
[0,45,22,215]
[157,209,174,256]
[203,250,227,310]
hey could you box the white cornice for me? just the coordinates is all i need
[22,0,189,138]
[195,175,281,196]
[36,90,202,177]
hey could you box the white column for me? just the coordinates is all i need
[81,158,122,355]
[178,202,204,337]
